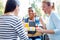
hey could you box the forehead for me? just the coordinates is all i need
[42,1,51,6]
[28,9,33,12]
[29,12,34,15]
[42,2,47,6]
[42,3,48,8]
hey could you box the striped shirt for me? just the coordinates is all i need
[0,15,28,40]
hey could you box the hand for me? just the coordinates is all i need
[36,27,43,33]
[25,28,28,32]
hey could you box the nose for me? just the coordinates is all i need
[42,8,44,10]
[42,8,45,11]
[30,12,33,13]
[42,6,44,10]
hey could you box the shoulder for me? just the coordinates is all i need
[35,16,40,20]
[50,11,59,18]
[10,15,22,22]
[24,17,29,22]
[50,11,60,21]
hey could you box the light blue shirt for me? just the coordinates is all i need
[46,11,60,40]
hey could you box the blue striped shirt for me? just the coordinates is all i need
[0,15,28,40]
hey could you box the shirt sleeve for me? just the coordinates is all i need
[14,19,29,40]
[51,13,60,35]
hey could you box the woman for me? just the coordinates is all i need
[0,0,28,40]
[36,1,60,40]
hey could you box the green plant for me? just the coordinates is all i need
[0,0,4,15]
[31,0,42,17]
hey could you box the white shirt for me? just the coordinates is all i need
[46,11,60,40]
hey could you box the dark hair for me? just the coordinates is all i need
[52,3,55,9]
[28,7,32,9]
[42,1,51,6]
[4,0,19,13]
[28,7,33,12]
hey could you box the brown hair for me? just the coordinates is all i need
[52,3,55,10]
[42,1,51,6]
[42,1,55,10]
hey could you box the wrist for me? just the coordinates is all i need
[42,29,46,33]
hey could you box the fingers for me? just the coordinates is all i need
[36,27,44,33]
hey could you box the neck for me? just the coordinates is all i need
[4,12,14,16]
[47,10,51,16]
[29,17,34,20]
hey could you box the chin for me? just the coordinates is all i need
[44,11,46,13]
[44,11,47,14]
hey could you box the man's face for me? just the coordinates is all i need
[42,3,48,14]
[28,9,34,18]
[28,8,33,13]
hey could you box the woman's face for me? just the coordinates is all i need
[42,2,52,14]
[42,3,48,14]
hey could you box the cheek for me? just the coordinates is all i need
[44,7,48,11]
[16,7,19,12]
[17,8,19,12]
[15,9,19,15]
[30,14,33,17]
[43,8,46,12]
[29,14,31,17]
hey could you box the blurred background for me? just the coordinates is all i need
[0,0,60,20]
[0,0,60,40]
